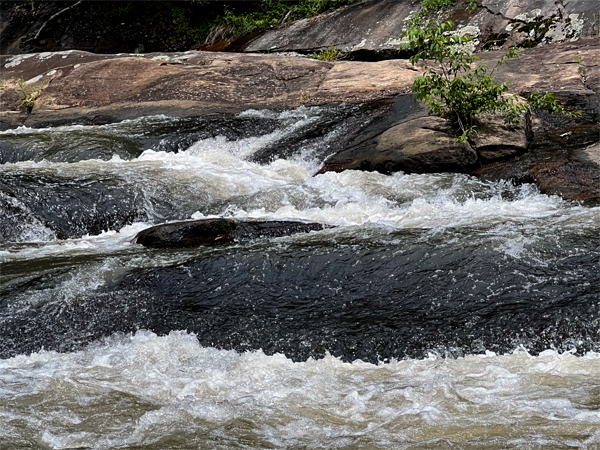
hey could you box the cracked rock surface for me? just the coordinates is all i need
[244,0,598,58]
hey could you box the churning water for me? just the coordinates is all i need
[0,107,599,449]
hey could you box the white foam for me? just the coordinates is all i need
[1,331,599,449]
[0,114,173,136]
[0,221,151,262]
[5,134,596,250]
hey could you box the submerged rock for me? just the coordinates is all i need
[135,218,327,248]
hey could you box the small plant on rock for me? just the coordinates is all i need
[402,20,527,142]
[308,43,345,61]
[409,0,477,27]
[527,91,581,118]
[16,79,44,112]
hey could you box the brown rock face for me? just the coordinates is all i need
[319,96,531,175]
[0,51,418,129]
[0,40,596,129]
[471,112,533,164]
[529,155,599,201]
[320,114,480,175]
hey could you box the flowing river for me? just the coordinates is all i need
[1,106,599,449]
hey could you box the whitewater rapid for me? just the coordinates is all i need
[2,331,600,449]
[1,109,599,449]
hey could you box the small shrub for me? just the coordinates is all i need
[401,20,579,142]
[207,0,355,45]
[308,43,345,61]
[402,20,527,142]
[409,0,477,27]
[527,91,581,118]
[16,79,44,112]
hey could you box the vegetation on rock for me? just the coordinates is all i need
[16,80,44,113]
[402,20,527,142]
[3,1,355,54]
[308,43,346,61]
[204,0,356,47]
[402,18,580,142]
[408,0,477,27]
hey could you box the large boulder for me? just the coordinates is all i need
[135,219,328,248]
[0,39,596,130]
[318,95,531,175]
[244,0,598,58]
[0,50,418,129]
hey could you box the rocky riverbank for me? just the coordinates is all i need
[1,0,598,201]
[1,38,597,200]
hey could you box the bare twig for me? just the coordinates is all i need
[34,0,82,40]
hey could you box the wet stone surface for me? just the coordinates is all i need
[2,228,598,361]
[135,219,327,248]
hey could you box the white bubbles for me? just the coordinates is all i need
[3,109,597,247]
[0,221,151,263]
[1,331,599,449]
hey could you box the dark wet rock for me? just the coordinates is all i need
[475,142,600,201]
[0,141,36,164]
[135,219,328,248]
[319,95,530,175]
[136,219,236,248]
[471,112,533,164]
[529,150,599,201]
[248,102,385,164]
[473,84,599,201]
[0,172,148,241]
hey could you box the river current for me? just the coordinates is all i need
[0,106,599,449]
